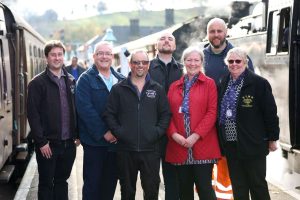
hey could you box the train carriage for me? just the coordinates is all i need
[0,2,45,182]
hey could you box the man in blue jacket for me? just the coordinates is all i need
[65,56,85,81]
[75,41,124,200]
[203,17,254,84]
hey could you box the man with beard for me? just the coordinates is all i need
[103,50,171,200]
[149,32,183,200]
[203,18,254,200]
[203,18,254,84]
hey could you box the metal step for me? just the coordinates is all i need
[15,143,28,152]
[16,151,28,161]
[0,165,15,183]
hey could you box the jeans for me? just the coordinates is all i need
[36,140,76,200]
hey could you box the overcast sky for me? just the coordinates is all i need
[8,0,244,20]
[11,0,203,20]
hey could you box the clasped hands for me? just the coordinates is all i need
[172,132,200,148]
[104,130,118,144]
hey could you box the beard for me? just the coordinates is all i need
[210,37,226,49]
[158,46,174,54]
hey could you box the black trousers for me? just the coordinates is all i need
[116,151,160,200]
[225,142,270,200]
[35,140,76,200]
[175,164,216,200]
[162,160,180,200]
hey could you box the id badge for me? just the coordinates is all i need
[179,106,182,113]
[226,109,232,117]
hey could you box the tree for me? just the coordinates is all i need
[42,9,58,22]
[97,1,107,14]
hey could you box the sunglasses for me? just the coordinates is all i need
[131,60,149,65]
[228,59,242,64]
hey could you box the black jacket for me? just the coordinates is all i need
[149,56,183,93]
[103,75,171,152]
[27,67,77,148]
[218,69,280,158]
[149,56,183,155]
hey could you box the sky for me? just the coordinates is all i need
[8,0,248,20]
[10,0,202,20]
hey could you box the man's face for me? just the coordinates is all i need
[46,47,64,70]
[130,52,149,78]
[71,58,78,67]
[156,33,176,54]
[207,22,227,49]
[93,44,113,70]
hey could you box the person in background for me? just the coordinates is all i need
[27,40,78,200]
[66,56,86,81]
[75,41,124,200]
[166,46,221,200]
[218,47,279,200]
[103,49,171,200]
[149,31,183,200]
[203,17,255,199]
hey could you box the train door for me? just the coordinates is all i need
[0,33,13,170]
[289,0,300,150]
[266,6,291,150]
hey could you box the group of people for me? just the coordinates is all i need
[27,17,279,200]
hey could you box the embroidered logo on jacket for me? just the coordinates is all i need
[241,95,254,107]
[146,90,156,98]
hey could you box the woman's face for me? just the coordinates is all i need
[184,51,202,78]
[227,53,247,79]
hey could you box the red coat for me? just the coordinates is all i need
[166,73,221,163]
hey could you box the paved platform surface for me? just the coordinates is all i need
[14,145,300,200]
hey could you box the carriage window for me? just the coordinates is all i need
[0,40,7,108]
[266,11,279,54]
[0,41,3,108]
[33,46,37,57]
[278,7,290,52]
[29,44,32,56]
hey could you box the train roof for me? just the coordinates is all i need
[0,2,46,44]
[112,21,186,54]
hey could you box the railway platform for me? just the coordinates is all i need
[14,146,300,200]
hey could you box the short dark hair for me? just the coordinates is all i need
[44,40,66,57]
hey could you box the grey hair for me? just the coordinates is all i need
[181,46,204,64]
[224,47,249,66]
[93,41,113,53]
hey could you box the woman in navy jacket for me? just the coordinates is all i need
[218,47,279,200]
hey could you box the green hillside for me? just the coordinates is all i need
[33,7,202,44]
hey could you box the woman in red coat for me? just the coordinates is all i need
[166,46,221,200]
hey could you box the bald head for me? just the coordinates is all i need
[207,18,228,51]
[207,18,227,33]
[156,32,176,55]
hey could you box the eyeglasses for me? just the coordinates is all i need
[228,59,242,64]
[96,52,112,56]
[131,60,149,65]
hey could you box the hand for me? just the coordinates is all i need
[269,141,277,152]
[104,130,117,144]
[185,133,200,148]
[40,143,52,159]
[172,133,187,147]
